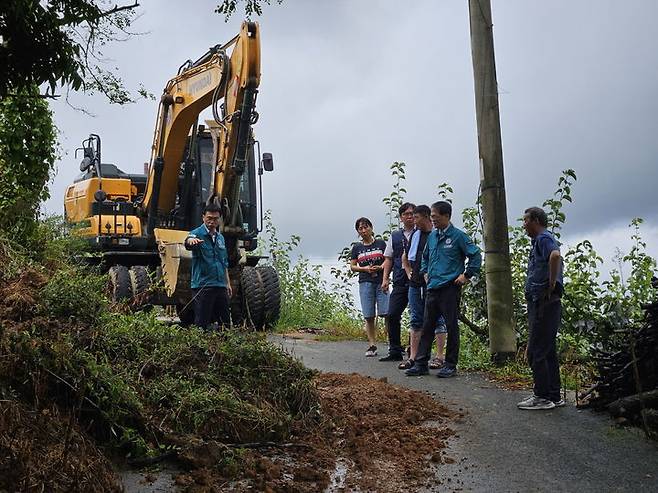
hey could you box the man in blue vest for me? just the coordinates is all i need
[184,203,233,330]
[406,201,481,377]
[380,202,416,361]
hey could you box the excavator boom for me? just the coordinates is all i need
[142,21,261,233]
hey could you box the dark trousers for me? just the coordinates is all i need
[193,287,231,330]
[415,283,461,368]
[527,295,562,401]
[386,284,408,356]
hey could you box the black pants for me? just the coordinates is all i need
[386,284,408,356]
[527,295,561,401]
[415,283,461,369]
[193,287,231,330]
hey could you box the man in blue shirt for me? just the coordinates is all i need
[380,202,416,361]
[184,203,233,330]
[517,207,564,410]
[406,201,481,377]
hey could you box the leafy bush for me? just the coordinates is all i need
[40,267,107,323]
[261,211,361,335]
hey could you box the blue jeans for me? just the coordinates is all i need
[359,281,389,318]
[408,285,447,334]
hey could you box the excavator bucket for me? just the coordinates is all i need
[154,229,193,303]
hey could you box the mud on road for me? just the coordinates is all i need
[168,372,458,492]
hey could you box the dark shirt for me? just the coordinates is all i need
[351,239,386,284]
[525,229,564,301]
[409,230,430,288]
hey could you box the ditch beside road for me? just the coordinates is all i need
[272,335,658,493]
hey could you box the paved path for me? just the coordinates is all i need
[273,335,658,493]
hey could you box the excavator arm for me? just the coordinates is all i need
[141,21,261,235]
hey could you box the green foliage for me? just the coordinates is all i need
[436,182,454,204]
[0,0,141,101]
[542,168,576,238]
[262,211,360,334]
[0,86,58,241]
[3,288,318,456]
[41,268,107,323]
[215,0,283,21]
[96,313,317,442]
[382,161,407,239]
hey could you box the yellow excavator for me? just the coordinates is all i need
[64,21,279,329]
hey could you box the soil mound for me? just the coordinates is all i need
[173,372,457,492]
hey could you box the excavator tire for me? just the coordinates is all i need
[129,266,150,296]
[108,265,132,302]
[129,266,151,310]
[176,303,195,326]
[256,265,280,328]
[229,274,244,327]
[241,266,266,330]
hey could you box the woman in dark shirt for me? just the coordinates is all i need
[350,217,389,357]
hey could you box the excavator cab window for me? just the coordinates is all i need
[197,136,214,203]
[239,144,258,236]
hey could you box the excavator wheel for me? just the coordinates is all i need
[241,266,266,330]
[108,265,132,303]
[129,266,151,310]
[255,265,281,328]
[229,273,244,327]
[130,266,150,295]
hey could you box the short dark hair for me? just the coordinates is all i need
[413,204,431,217]
[355,217,373,231]
[524,207,548,227]
[203,203,222,215]
[399,202,416,216]
[431,201,452,218]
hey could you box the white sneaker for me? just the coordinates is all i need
[517,396,556,410]
[365,345,378,357]
[517,395,537,407]
[552,398,566,407]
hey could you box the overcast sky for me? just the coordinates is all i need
[45,0,658,270]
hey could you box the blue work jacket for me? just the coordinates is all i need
[185,224,229,289]
[420,224,481,289]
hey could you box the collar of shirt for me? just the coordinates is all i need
[203,224,217,241]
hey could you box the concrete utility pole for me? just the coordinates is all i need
[468,0,516,362]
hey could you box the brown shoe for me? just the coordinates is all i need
[398,359,414,370]
[429,358,445,370]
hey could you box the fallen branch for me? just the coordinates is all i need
[226,441,312,450]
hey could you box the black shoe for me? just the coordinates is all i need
[436,366,457,378]
[379,353,404,362]
[405,365,429,376]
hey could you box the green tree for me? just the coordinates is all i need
[0,86,58,241]
[0,0,140,102]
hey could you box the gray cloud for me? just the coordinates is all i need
[44,0,658,259]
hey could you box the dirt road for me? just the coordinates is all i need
[273,335,658,493]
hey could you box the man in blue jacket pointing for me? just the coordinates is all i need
[406,201,481,377]
[184,203,233,329]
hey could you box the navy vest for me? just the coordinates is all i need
[392,229,410,286]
